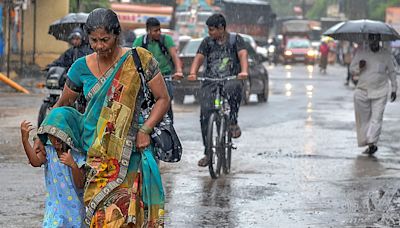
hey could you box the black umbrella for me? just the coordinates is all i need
[323,19,400,42]
[48,13,89,42]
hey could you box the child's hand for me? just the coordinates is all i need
[59,150,78,169]
[20,120,33,141]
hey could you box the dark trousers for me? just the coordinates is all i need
[346,64,351,82]
[199,80,243,150]
[164,78,174,123]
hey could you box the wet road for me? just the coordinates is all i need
[1,63,400,227]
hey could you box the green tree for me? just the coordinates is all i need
[368,0,400,20]
[70,0,110,13]
[306,0,329,20]
[268,0,302,17]
[130,0,175,5]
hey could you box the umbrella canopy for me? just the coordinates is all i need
[48,13,89,42]
[323,19,400,42]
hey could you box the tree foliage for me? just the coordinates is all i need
[69,0,110,13]
[367,0,400,20]
[306,0,329,20]
[130,0,175,6]
[269,0,400,21]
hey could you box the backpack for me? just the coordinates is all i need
[141,34,173,68]
[227,33,240,75]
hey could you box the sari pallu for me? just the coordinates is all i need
[81,48,164,227]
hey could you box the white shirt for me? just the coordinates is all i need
[350,47,397,99]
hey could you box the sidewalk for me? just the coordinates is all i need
[0,65,45,94]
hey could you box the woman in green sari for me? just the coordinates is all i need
[37,8,170,227]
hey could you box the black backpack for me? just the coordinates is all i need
[141,34,173,67]
[227,33,240,75]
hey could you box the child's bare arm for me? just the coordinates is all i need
[59,150,85,188]
[20,121,45,167]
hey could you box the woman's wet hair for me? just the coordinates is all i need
[84,8,121,36]
[146,17,161,30]
[206,13,226,29]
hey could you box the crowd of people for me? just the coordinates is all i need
[18,7,399,227]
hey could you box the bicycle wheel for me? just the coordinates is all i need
[223,118,232,174]
[207,113,223,179]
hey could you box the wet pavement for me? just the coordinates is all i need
[1,63,400,227]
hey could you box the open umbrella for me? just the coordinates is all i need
[323,19,400,42]
[48,13,89,42]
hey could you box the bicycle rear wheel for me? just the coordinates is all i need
[207,113,223,179]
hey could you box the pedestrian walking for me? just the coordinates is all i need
[133,17,183,122]
[319,41,329,74]
[187,13,249,167]
[20,108,86,228]
[34,8,169,227]
[350,33,398,155]
[344,41,356,85]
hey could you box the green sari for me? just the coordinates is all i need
[65,48,165,227]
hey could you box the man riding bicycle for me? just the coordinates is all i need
[187,13,249,167]
[133,17,183,122]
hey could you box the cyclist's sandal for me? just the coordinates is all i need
[197,156,209,167]
[230,124,242,138]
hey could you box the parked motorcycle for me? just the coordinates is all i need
[37,66,86,126]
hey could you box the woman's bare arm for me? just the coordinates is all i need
[145,72,171,128]
[135,72,170,150]
[53,85,79,108]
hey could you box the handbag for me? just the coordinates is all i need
[131,48,183,162]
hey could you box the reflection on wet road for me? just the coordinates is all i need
[1,63,400,227]
[163,63,400,227]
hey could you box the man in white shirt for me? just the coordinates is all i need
[350,33,397,155]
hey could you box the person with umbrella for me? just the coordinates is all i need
[350,33,397,155]
[46,27,93,70]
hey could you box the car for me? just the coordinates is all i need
[282,38,317,65]
[174,35,269,104]
[239,33,268,62]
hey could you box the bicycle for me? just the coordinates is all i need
[199,76,238,179]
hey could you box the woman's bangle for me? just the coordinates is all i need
[139,124,153,135]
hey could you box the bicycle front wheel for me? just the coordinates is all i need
[207,112,223,179]
[223,117,232,174]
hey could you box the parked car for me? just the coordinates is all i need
[282,38,317,65]
[175,35,269,104]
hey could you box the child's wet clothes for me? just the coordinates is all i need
[43,145,85,228]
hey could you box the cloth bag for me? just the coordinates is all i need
[131,48,183,162]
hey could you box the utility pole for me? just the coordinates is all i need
[6,0,12,77]
[32,0,36,65]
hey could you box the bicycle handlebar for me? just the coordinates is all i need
[197,75,238,82]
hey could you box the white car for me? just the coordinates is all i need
[238,33,268,61]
